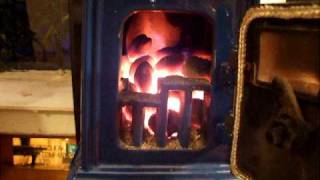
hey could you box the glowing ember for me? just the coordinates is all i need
[122,106,132,125]
[192,90,205,100]
[120,56,131,79]
[168,132,178,139]
[144,108,157,135]
[126,11,181,56]
[167,96,181,113]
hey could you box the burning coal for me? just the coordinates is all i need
[119,11,213,140]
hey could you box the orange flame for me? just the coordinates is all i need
[192,90,205,100]
[126,11,181,56]
[144,107,157,135]
[167,96,181,113]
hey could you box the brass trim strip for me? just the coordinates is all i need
[231,5,320,180]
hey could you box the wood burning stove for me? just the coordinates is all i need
[68,0,320,179]
[68,0,248,179]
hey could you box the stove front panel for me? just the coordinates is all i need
[81,0,244,168]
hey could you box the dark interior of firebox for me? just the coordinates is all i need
[118,11,213,150]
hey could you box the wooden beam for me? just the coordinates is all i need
[0,135,13,176]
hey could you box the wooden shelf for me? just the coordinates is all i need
[0,70,75,137]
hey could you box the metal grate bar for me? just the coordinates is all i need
[119,76,212,148]
[119,92,160,147]
[178,90,193,147]
[156,88,169,147]
[132,105,145,146]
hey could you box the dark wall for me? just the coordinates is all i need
[0,0,34,63]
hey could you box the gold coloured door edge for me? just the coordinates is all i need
[230,4,320,180]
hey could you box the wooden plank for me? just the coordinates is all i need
[0,109,75,137]
[0,70,73,111]
[0,166,68,180]
[260,0,286,3]
[0,70,75,136]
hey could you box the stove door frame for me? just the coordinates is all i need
[80,0,237,170]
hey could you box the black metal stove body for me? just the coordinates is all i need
[69,0,251,179]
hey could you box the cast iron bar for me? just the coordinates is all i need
[178,90,193,147]
[119,91,160,147]
[119,76,211,148]
[156,76,211,148]
[156,88,169,147]
[132,104,144,146]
